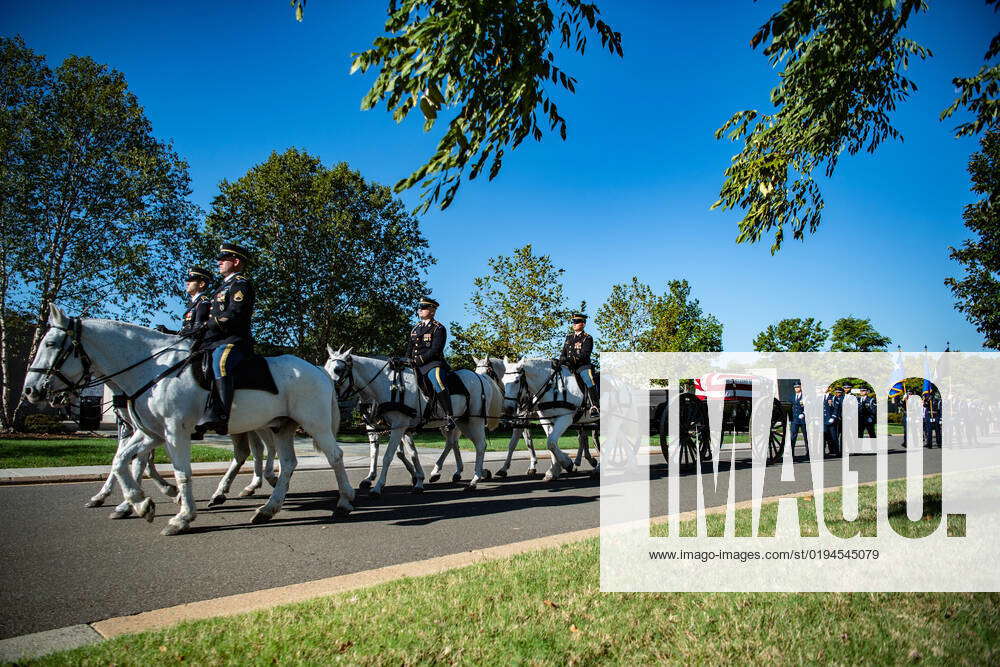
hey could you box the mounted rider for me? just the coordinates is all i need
[407,296,457,432]
[559,312,599,417]
[193,243,256,437]
[154,267,213,336]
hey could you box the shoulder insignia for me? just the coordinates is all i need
[233,291,244,302]
[216,292,226,301]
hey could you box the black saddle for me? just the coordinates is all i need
[414,365,468,400]
[191,349,280,394]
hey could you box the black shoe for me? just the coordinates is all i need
[190,429,205,441]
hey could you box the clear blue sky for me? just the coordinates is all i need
[4,0,994,351]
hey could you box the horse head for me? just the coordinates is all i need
[500,356,524,416]
[22,304,88,405]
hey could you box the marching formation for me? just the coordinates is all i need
[20,243,604,536]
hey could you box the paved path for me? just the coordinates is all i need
[0,437,941,639]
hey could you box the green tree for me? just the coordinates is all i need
[449,244,567,366]
[596,278,723,353]
[1,39,199,428]
[829,316,892,352]
[714,0,998,252]
[594,277,654,352]
[945,130,1000,349]
[752,317,828,352]
[201,148,433,363]
[296,0,622,214]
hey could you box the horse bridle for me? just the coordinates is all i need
[27,318,93,400]
[331,355,391,403]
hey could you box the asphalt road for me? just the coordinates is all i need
[0,437,940,639]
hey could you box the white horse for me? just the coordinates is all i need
[23,305,354,535]
[501,357,598,481]
[473,356,539,478]
[325,348,502,494]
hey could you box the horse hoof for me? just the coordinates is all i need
[359,479,372,490]
[495,469,508,479]
[463,484,477,493]
[137,498,155,522]
[589,469,600,480]
[238,487,256,498]
[563,463,575,474]
[108,508,132,520]
[543,472,555,482]
[428,473,441,484]
[411,486,424,495]
[527,469,539,478]
[208,495,226,507]
[482,469,492,480]
[587,457,599,468]
[411,476,418,486]
[334,504,353,518]
[369,488,382,499]
[451,473,462,483]
[161,523,186,536]
[163,485,179,498]
[85,498,105,508]
[265,476,279,488]
[251,509,273,524]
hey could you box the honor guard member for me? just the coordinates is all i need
[923,392,942,448]
[858,386,876,439]
[408,297,456,431]
[559,313,599,417]
[154,267,213,335]
[823,386,843,457]
[195,243,256,437]
[789,382,808,458]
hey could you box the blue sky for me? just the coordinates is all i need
[4,0,995,351]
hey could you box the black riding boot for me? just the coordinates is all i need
[196,375,234,436]
[436,388,457,432]
[587,385,600,417]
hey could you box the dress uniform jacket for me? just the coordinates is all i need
[202,274,255,352]
[559,331,594,370]
[791,393,807,424]
[409,319,447,375]
[179,293,211,337]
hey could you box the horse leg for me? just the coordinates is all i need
[429,428,452,483]
[371,428,404,497]
[239,431,266,497]
[259,428,279,487]
[359,428,378,490]
[397,433,418,480]
[543,415,576,482]
[400,432,425,492]
[161,431,196,536]
[86,468,117,508]
[574,429,585,468]
[252,423,298,523]
[110,431,156,521]
[145,452,179,501]
[495,428,520,478]
[210,433,249,507]
[460,419,489,491]
[305,427,355,517]
[450,432,464,482]
[586,431,599,468]
[524,428,539,476]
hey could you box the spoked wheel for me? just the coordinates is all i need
[659,393,712,468]
[750,397,787,464]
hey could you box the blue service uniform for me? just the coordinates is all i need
[858,394,876,438]
[790,392,808,455]
[178,293,212,337]
[923,397,942,447]
[408,318,449,392]
[824,394,842,456]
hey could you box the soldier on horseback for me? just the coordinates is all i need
[559,312,599,417]
[408,296,457,432]
[154,267,213,336]
[193,243,256,437]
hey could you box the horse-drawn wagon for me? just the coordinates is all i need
[654,373,787,467]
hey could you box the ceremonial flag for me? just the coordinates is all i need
[888,346,905,399]
[922,345,932,395]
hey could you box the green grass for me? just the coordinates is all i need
[36,475,997,666]
[0,438,234,468]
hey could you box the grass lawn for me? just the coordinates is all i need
[37,475,998,665]
[0,438,234,468]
